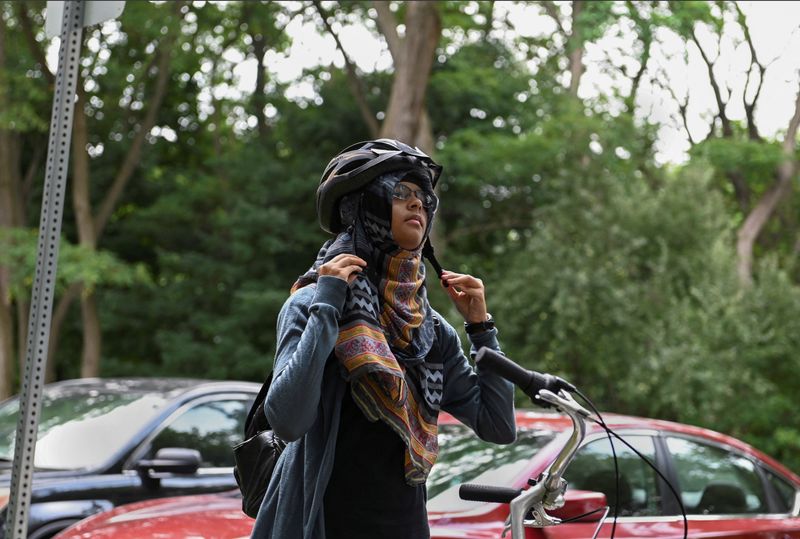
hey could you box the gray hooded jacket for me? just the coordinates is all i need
[250,276,516,539]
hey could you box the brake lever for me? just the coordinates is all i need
[508,479,561,539]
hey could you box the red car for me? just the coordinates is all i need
[55,410,800,538]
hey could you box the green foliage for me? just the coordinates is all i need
[0,227,151,298]
[662,1,715,37]
[575,1,616,46]
[3,0,800,475]
[692,137,784,197]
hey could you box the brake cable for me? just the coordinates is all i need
[575,389,688,539]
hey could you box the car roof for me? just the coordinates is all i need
[36,377,261,401]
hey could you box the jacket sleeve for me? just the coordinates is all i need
[439,318,517,444]
[263,276,347,442]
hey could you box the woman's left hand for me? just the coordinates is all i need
[440,270,488,324]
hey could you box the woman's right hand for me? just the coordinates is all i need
[318,254,367,284]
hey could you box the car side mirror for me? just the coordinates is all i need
[548,490,608,522]
[136,447,202,488]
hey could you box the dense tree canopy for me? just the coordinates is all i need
[1,1,799,471]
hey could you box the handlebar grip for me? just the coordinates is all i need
[475,347,576,403]
[459,483,522,504]
[474,347,532,388]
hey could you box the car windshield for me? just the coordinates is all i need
[427,423,555,512]
[0,383,169,471]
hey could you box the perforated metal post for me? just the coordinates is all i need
[4,2,84,538]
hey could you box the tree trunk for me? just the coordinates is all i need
[46,282,80,382]
[0,300,12,399]
[16,300,28,374]
[63,29,175,378]
[79,293,102,378]
[71,90,103,376]
[567,0,585,97]
[380,2,441,145]
[0,17,18,398]
[251,32,270,142]
[736,86,800,286]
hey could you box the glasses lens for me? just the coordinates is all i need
[393,184,437,210]
[393,183,412,200]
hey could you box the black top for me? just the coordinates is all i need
[324,384,430,539]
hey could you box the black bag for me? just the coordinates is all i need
[233,371,287,518]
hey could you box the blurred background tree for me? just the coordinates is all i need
[1,0,799,470]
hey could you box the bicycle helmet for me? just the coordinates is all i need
[316,138,443,234]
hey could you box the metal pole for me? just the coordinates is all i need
[4,2,84,537]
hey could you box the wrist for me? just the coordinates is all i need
[464,313,494,335]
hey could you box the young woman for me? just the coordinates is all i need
[250,139,516,539]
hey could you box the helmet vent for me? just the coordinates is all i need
[337,159,367,174]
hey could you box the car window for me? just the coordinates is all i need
[564,434,661,517]
[426,424,555,512]
[764,468,797,513]
[0,388,168,470]
[143,399,248,468]
[666,437,767,515]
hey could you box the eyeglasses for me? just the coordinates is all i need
[392,183,438,210]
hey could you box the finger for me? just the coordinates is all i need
[443,278,482,292]
[344,264,364,275]
[330,254,367,265]
[332,258,367,270]
[442,281,465,298]
[329,253,352,262]
[444,274,480,284]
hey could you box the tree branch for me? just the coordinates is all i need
[736,80,800,286]
[20,142,43,222]
[482,0,495,37]
[781,82,800,155]
[655,74,695,145]
[540,1,566,35]
[94,10,180,238]
[627,37,652,113]
[46,281,82,382]
[15,4,55,85]
[372,0,403,66]
[313,0,379,137]
[735,3,765,141]
[692,29,731,137]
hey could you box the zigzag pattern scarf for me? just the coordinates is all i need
[292,172,440,484]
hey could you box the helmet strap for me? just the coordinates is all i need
[422,238,444,281]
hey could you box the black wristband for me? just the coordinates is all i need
[465,314,495,335]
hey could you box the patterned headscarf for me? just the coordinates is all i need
[292,171,440,484]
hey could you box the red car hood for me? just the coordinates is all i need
[55,493,254,539]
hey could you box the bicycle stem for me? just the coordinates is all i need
[506,389,591,539]
[539,390,590,492]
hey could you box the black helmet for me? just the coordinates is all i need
[316,138,443,234]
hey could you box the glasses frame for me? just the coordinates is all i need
[392,183,439,211]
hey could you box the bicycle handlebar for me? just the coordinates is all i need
[463,349,592,539]
[475,347,575,403]
[459,484,522,504]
